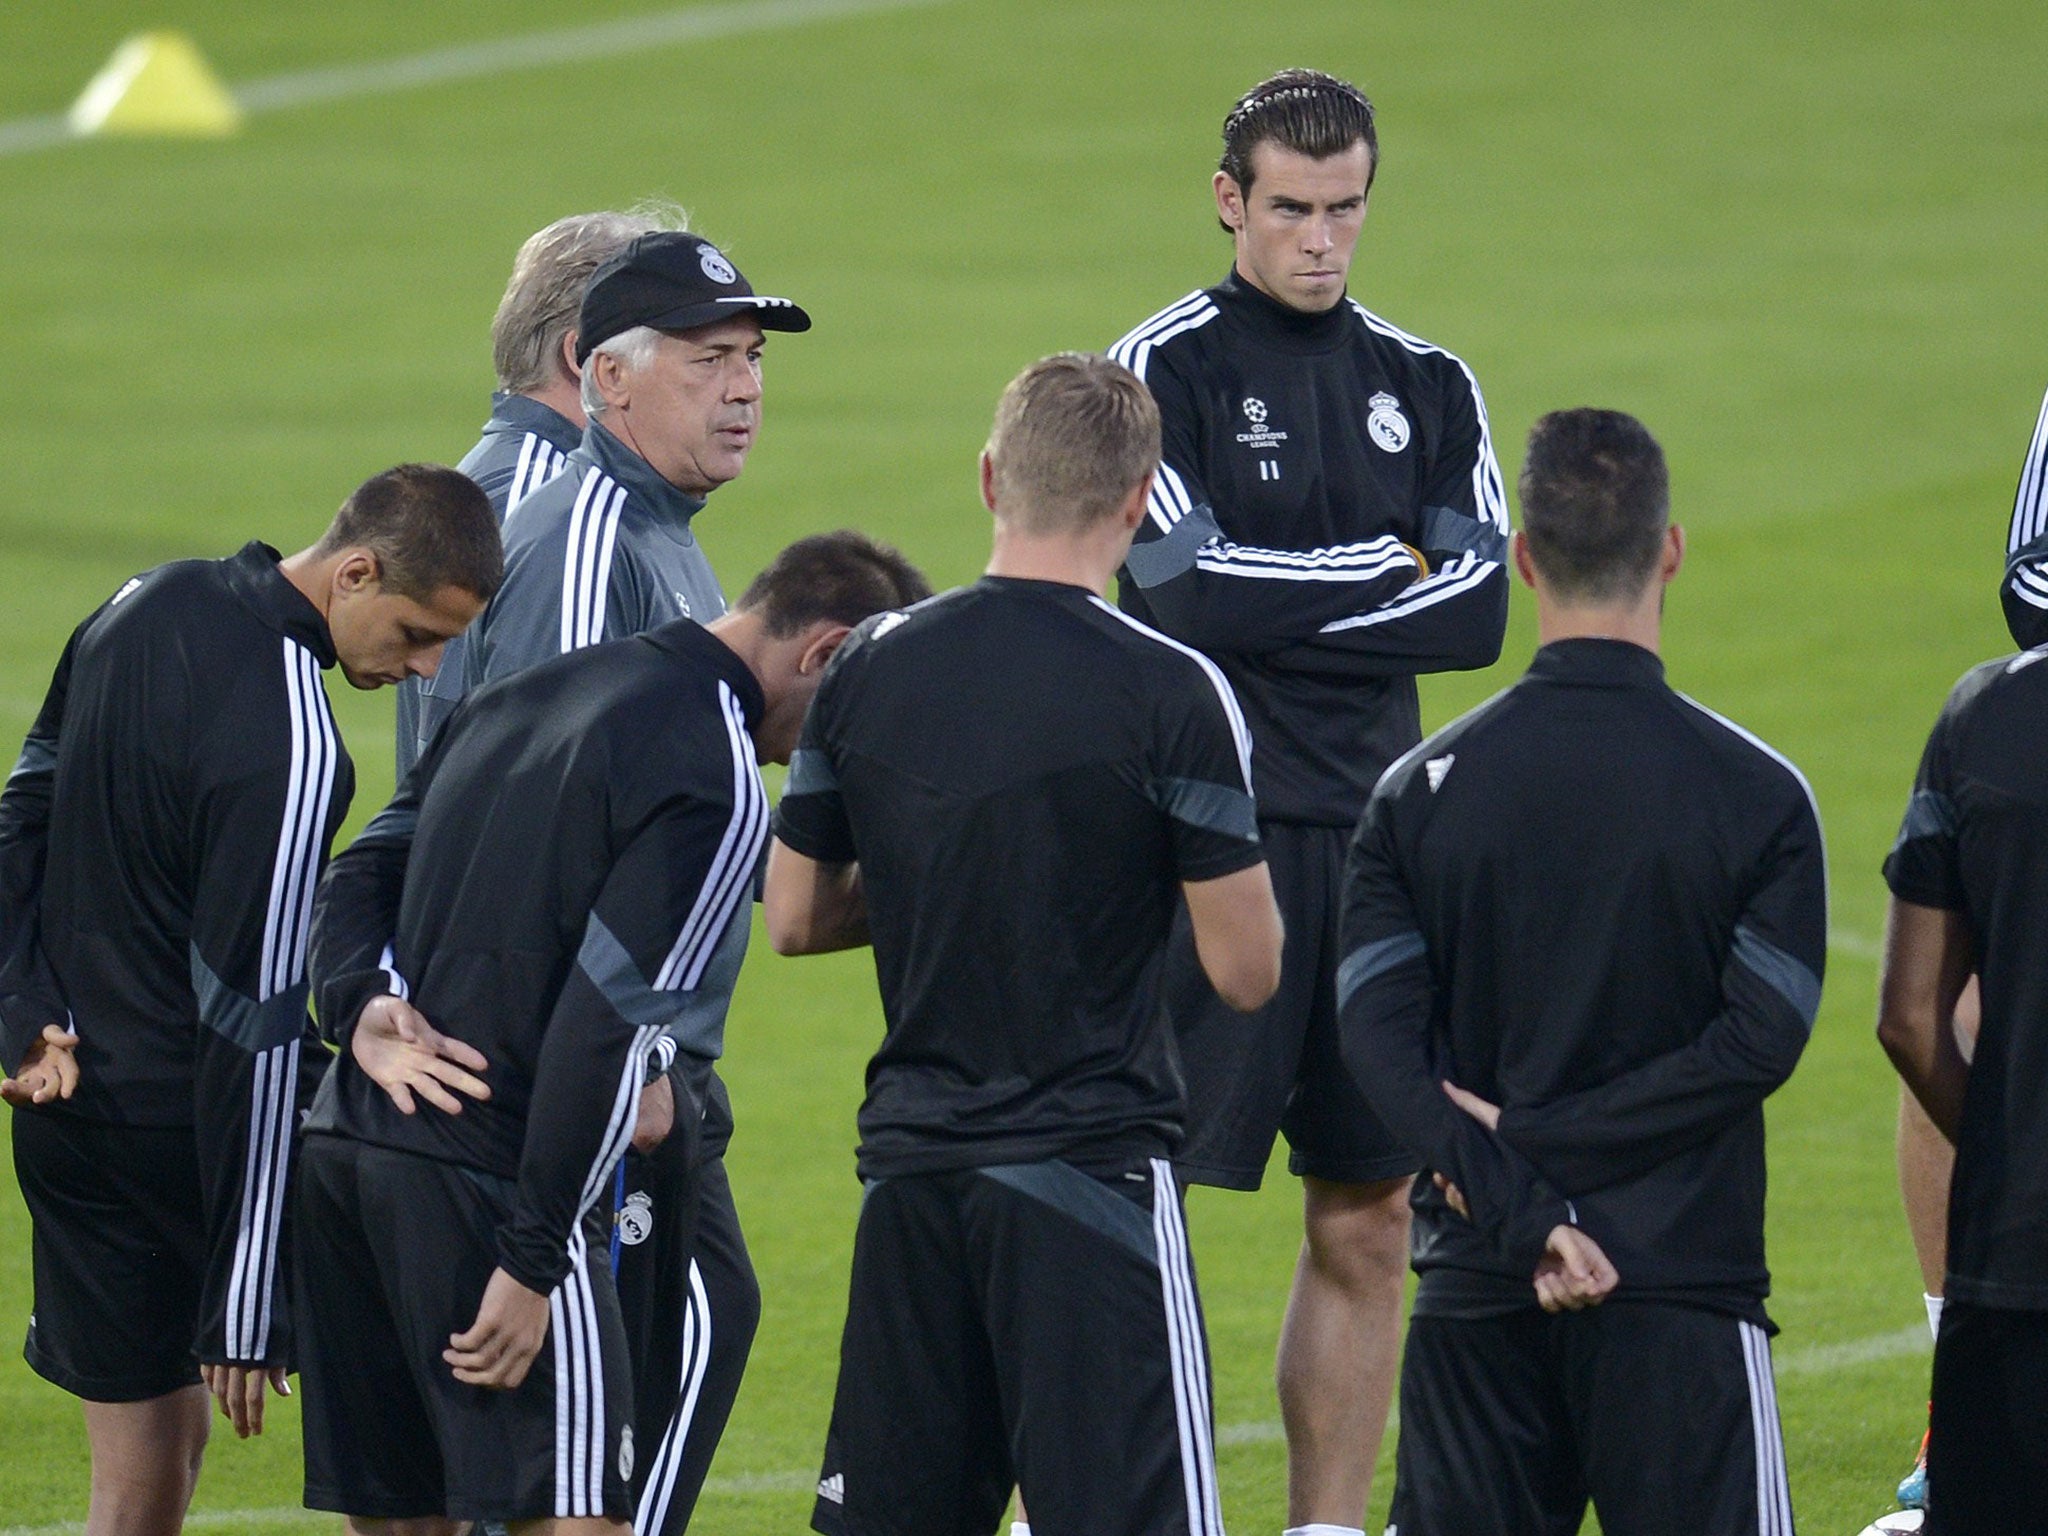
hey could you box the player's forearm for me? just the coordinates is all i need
[763,841,869,955]
[1269,556,1509,678]
[309,833,411,1045]
[192,1034,304,1366]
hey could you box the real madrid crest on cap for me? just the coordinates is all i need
[699,244,737,284]
[1367,391,1411,453]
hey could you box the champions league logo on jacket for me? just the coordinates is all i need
[1236,396,1289,450]
[1367,392,1412,453]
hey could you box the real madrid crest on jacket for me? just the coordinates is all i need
[1113,269,1509,826]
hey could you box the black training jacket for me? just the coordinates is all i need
[1112,270,1510,826]
[308,619,766,1295]
[0,541,352,1367]
[1339,639,1826,1322]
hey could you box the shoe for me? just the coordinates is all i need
[1857,1512,1924,1535]
[1895,1422,1929,1510]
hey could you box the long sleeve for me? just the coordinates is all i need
[1269,370,1510,678]
[2001,385,2048,649]
[1496,792,1827,1193]
[498,750,767,1294]
[188,642,347,1367]
[0,622,85,1064]
[1338,792,1572,1270]
[308,782,424,1050]
[1116,349,1428,655]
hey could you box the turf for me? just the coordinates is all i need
[0,1,2043,1531]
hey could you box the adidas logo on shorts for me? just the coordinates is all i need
[817,1472,845,1504]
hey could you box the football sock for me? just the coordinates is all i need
[1010,1524,1031,1536]
[1924,1292,1943,1340]
[1283,1526,1365,1536]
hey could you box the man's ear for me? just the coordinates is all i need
[334,548,382,595]
[1213,170,1245,232]
[1510,529,1539,591]
[558,330,584,384]
[1662,524,1686,584]
[799,621,854,678]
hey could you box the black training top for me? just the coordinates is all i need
[773,577,1265,1179]
[1111,271,1510,827]
[1884,647,2048,1308]
[0,542,353,1366]
[308,619,768,1295]
[1340,639,1827,1323]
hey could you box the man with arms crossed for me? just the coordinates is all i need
[1340,409,1824,1535]
[767,353,1285,1536]
[1879,512,2048,1534]
[1110,68,1510,1534]
[459,227,813,1534]
[299,532,925,1536]
[398,204,685,776]
[0,466,500,1536]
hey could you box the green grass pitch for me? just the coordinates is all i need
[1,2,2044,1531]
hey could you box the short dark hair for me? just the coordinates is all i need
[1219,68,1378,229]
[736,531,931,638]
[313,464,504,603]
[1518,409,1670,603]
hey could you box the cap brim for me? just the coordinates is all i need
[647,296,813,334]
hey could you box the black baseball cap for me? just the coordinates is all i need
[575,232,812,363]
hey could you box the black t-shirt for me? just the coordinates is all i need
[773,577,1264,1178]
[1884,647,2048,1308]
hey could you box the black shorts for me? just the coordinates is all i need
[1163,819,1416,1189]
[1927,1300,2048,1535]
[10,1108,206,1402]
[812,1158,1223,1536]
[1388,1304,1792,1536]
[296,1135,633,1523]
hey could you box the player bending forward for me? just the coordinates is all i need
[766,352,1284,1536]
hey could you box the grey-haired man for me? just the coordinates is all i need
[459,229,813,1536]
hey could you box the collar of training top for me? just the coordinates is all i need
[227,540,338,665]
[483,391,582,454]
[576,231,812,363]
[1527,635,1666,687]
[645,613,765,727]
[1215,266,1352,355]
[580,418,708,533]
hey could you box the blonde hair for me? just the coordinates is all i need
[984,353,1160,533]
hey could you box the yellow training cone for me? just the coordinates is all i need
[69,32,242,139]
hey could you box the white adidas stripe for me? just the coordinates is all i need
[655,683,770,991]
[261,642,338,998]
[221,1041,299,1359]
[1740,1319,1794,1536]
[1316,551,1499,632]
[1110,291,1219,385]
[1089,597,1253,791]
[1348,299,1509,534]
[635,1260,715,1536]
[1151,1159,1223,1536]
[560,470,628,654]
[577,1024,664,1217]
[2008,384,2048,552]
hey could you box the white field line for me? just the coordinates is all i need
[1831,924,1882,963]
[0,0,949,160]
[0,1323,1933,1531]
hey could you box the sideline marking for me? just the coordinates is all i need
[0,0,949,160]
[0,1324,1928,1530]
